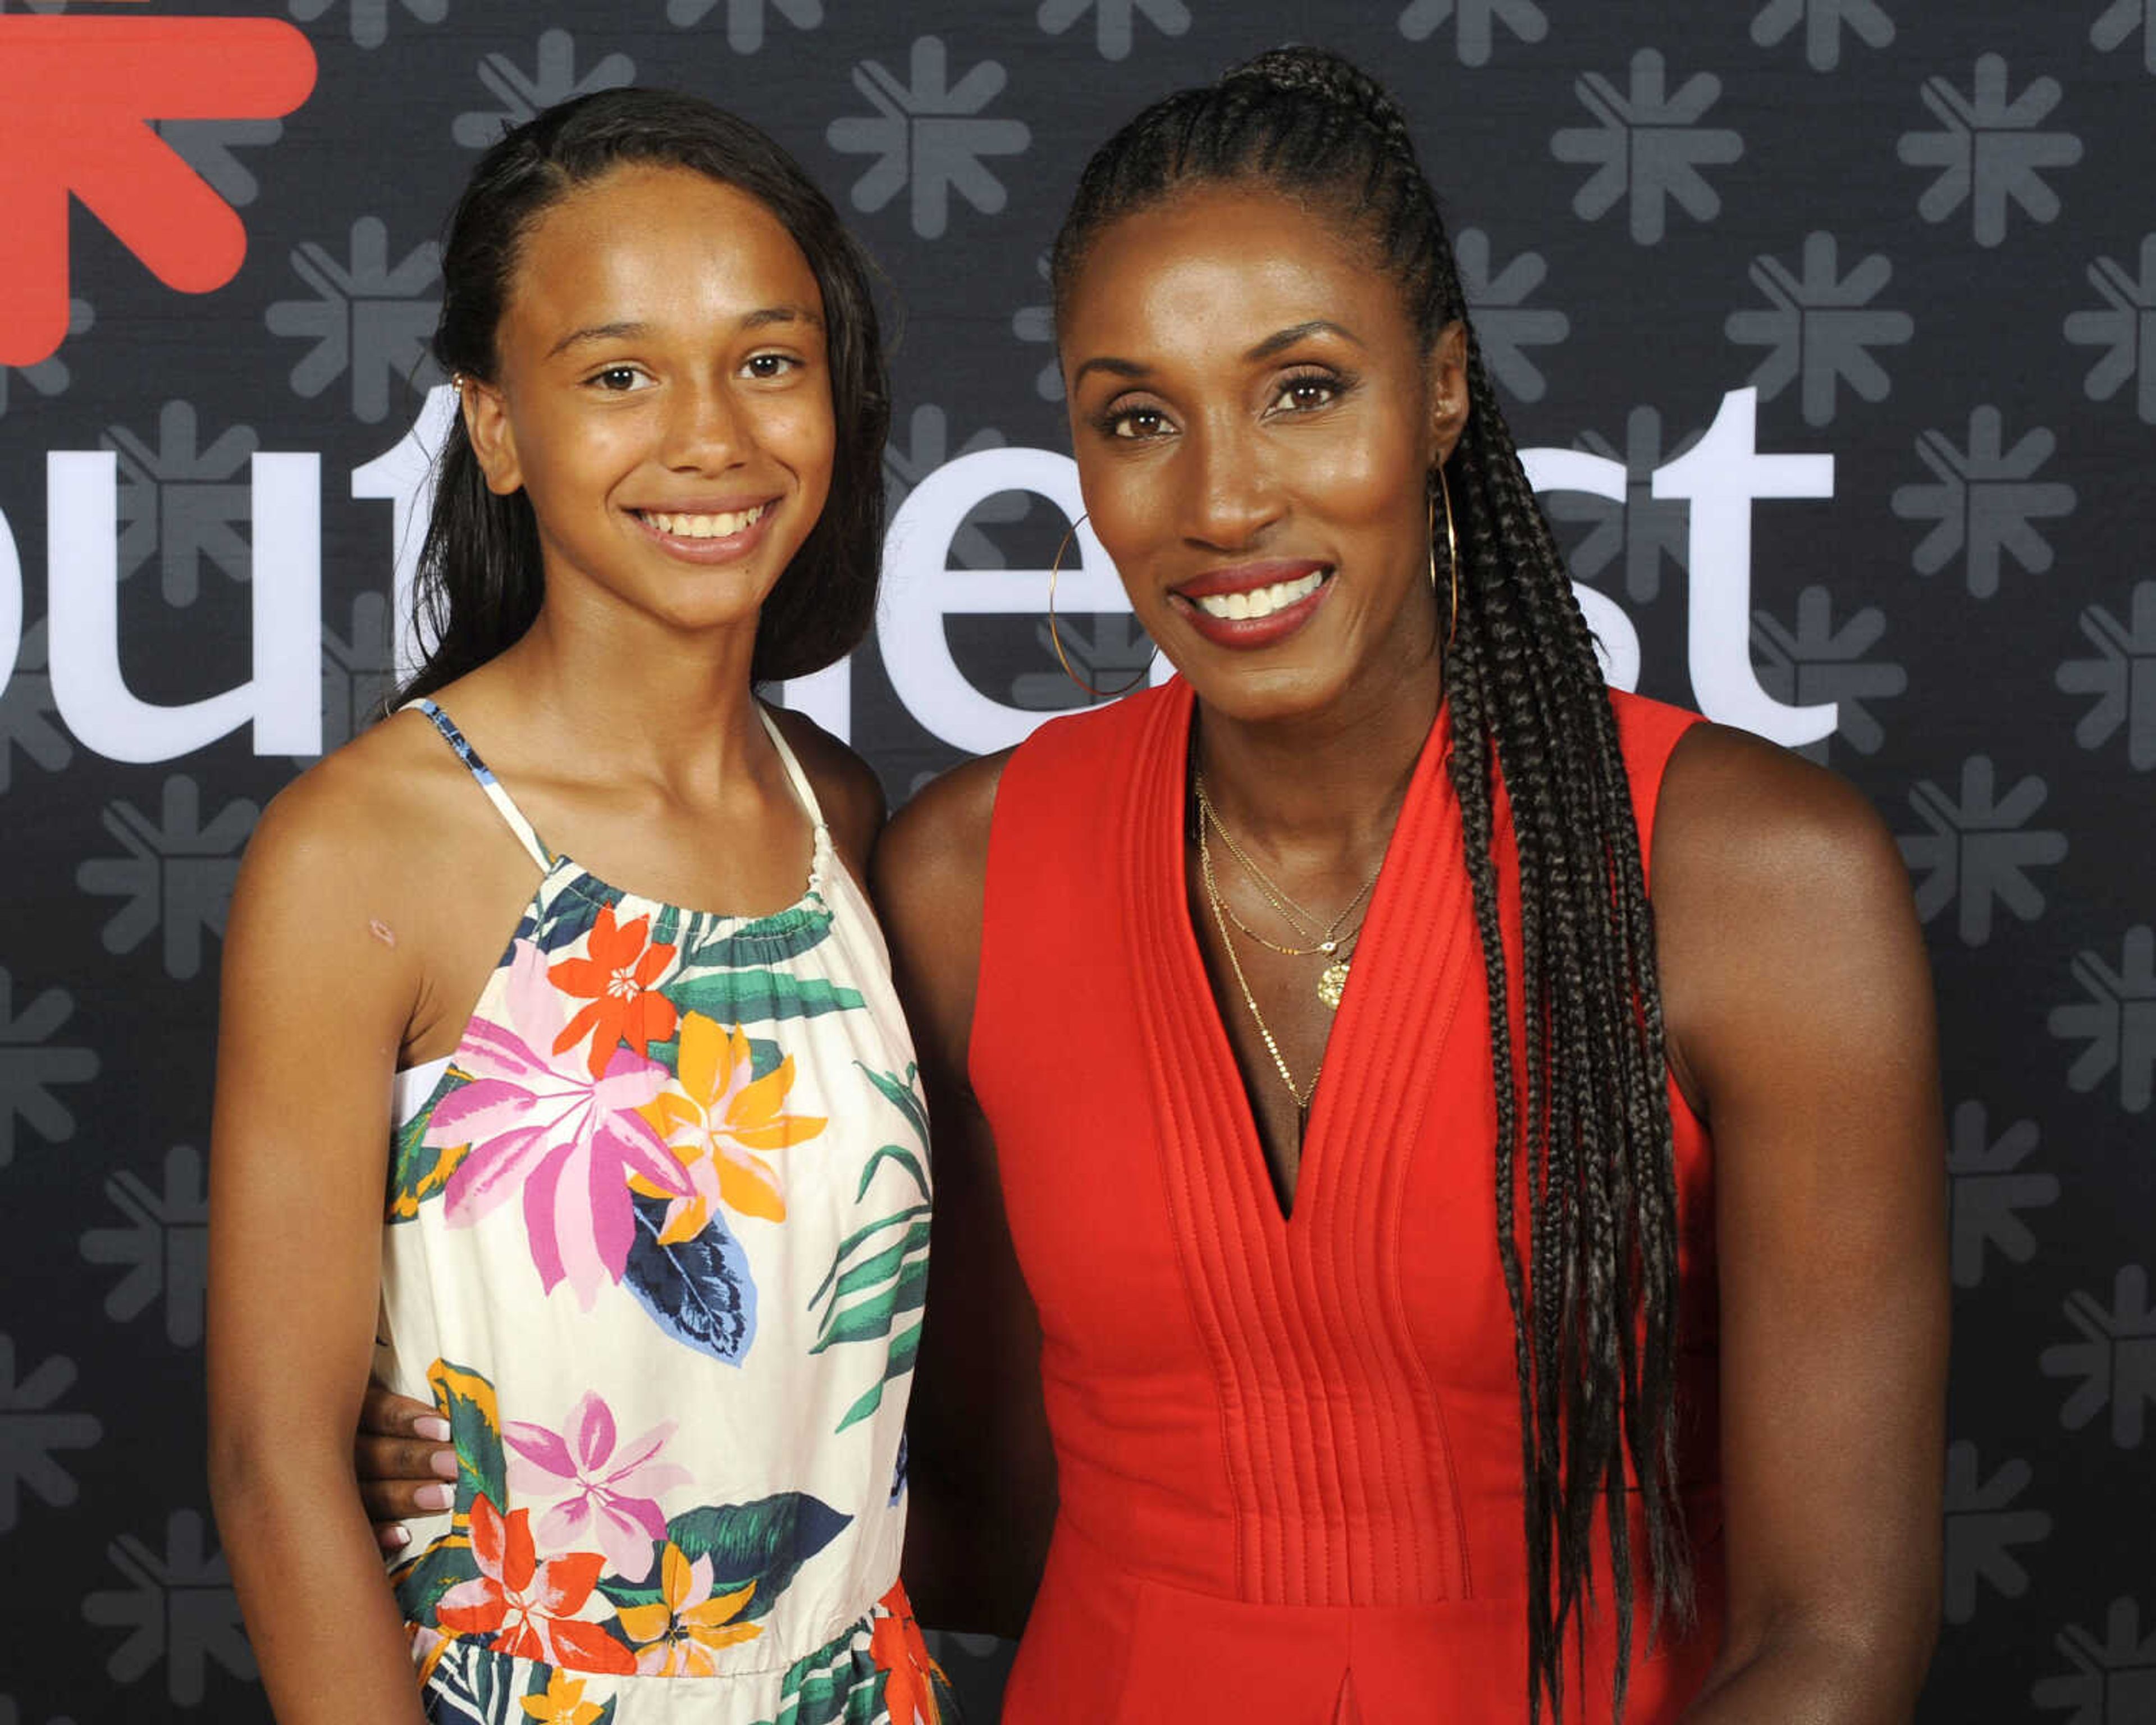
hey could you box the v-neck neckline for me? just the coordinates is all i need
[1147,682,1463,1230]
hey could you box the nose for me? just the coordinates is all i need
[1181,415,1282,551]
[659,377,749,472]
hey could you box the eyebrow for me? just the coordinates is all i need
[1245,319,1363,360]
[1070,318,1365,387]
[546,305,824,359]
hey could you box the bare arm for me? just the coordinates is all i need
[871,754,1058,1636]
[207,763,432,1723]
[1657,726,1948,1722]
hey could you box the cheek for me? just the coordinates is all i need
[1303,440,1423,526]
[1076,452,1177,581]
[770,384,837,491]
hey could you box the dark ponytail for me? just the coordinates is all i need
[1053,47,1693,1722]
[395,88,889,706]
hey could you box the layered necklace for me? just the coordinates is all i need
[1193,769,1383,1117]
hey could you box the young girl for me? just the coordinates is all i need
[208,90,948,1724]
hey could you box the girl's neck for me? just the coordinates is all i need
[490,597,768,796]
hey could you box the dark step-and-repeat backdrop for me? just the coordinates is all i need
[1,1,2150,1719]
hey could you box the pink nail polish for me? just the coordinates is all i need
[414,1417,452,1443]
[385,1525,411,1549]
[417,1483,454,1512]
[430,1450,462,1480]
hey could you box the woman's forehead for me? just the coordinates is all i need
[1059,185,1406,358]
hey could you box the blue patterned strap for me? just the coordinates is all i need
[757,701,829,832]
[400,699,555,871]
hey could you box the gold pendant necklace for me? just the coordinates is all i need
[1195,772,1377,1011]
[1198,823,1317,1114]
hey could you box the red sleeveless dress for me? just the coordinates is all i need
[969,680,1724,1722]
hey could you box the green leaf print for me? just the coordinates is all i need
[386,1066,469,1221]
[833,1321,923,1434]
[684,902,835,971]
[854,1144,928,1203]
[805,1062,933,1434]
[663,968,865,1027]
[754,1635,881,1725]
[854,1061,930,1153]
[426,1358,508,1513]
[812,1224,930,1350]
[596,1491,852,1624]
[530,884,610,954]
[389,1532,480,1626]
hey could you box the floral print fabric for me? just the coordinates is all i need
[381,704,946,1725]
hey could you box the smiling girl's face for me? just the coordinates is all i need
[1058,183,1468,728]
[461,162,836,645]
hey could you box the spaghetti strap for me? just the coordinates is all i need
[401,699,554,871]
[756,702,828,832]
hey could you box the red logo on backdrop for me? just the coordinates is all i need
[0,15,317,367]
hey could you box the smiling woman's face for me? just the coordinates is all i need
[1058,182,1467,726]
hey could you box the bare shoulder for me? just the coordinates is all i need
[1650,722,1930,1114]
[229,709,519,989]
[1652,722,1908,921]
[868,750,1012,1076]
[241,714,458,902]
[871,749,1011,919]
[765,705,886,878]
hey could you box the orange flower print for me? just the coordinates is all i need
[434,1494,635,1675]
[637,1014,825,1238]
[616,1540,762,1676]
[869,1583,944,1725]
[550,906,679,1079]
[520,1669,605,1724]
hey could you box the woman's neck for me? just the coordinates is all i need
[1192,652,1444,866]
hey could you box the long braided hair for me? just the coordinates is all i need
[1051,47,1692,1721]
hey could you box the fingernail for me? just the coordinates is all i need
[417,1484,454,1511]
[414,1417,452,1443]
[385,1525,411,1549]
[430,1450,461,1480]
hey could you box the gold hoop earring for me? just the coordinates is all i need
[1430,462,1459,649]
[1047,513,1155,700]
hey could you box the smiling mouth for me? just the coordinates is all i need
[637,503,770,539]
[1186,569,1330,621]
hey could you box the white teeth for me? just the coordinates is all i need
[645,503,768,539]
[1192,570,1326,622]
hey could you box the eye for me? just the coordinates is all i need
[1102,404,1175,441]
[586,364,650,394]
[741,352,802,380]
[1271,371,1345,414]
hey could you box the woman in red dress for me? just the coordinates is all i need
[364,48,1947,1722]
[877,48,1946,1723]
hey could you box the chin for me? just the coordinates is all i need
[1172,651,1348,725]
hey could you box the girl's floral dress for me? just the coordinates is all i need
[380,702,950,1725]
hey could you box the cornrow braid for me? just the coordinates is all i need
[1052,45,1693,1722]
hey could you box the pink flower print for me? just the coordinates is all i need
[426,941,690,1308]
[503,1391,689,1583]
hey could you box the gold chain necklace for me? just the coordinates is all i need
[1194,771,1378,1009]
[1198,819,1318,1117]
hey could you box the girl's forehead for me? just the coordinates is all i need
[502,167,821,334]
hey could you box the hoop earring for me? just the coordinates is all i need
[1430,462,1459,649]
[1047,513,1155,700]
